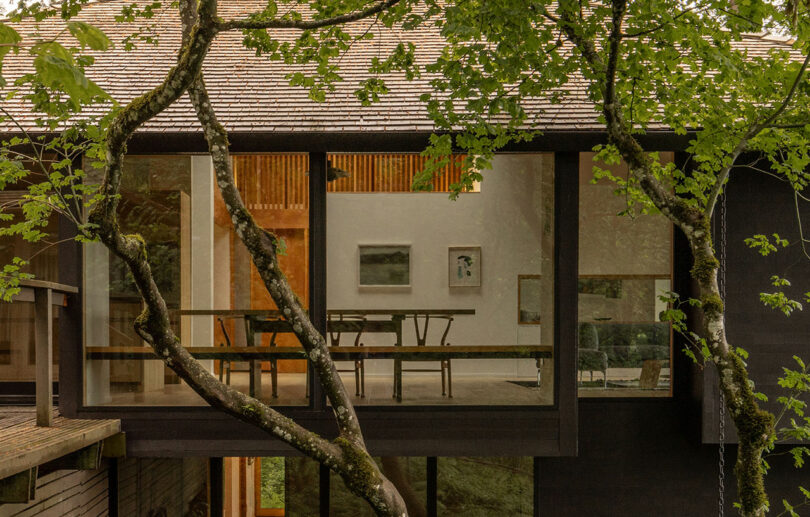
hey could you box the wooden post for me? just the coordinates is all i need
[34,287,53,427]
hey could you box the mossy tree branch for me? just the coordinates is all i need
[557,0,777,514]
[186,70,406,517]
[216,0,401,31]
[86,0,408,514]
[85,0,347,466]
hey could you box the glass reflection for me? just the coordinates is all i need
[326,153,555,406]
[578,152,673,396]
[84,155,310,406]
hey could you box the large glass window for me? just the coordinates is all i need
[438,457,533,516]
[281,455,536,515]
[284,457,320,516]
[84,155,309,406]
[331,457,426,516]
[117,457,210,516]
[578,152,673,397]
[256,457,285,516]
[326,153,554,405]
[0,166,61,387]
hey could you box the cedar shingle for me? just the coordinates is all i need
[0,0,801,134]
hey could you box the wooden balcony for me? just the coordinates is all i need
[0,281,122,504]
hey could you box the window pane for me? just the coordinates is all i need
[0,302,59,383]
[438,457,533,516]
[0,176,61,386]
[84,155,310,406]
[326,153,554,406]
[285,457,319,516]
[578,152,673,396]
[117,457,210,516]
[331,457,426,516]
[259,457,285,512]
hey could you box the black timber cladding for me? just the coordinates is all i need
[703,165,810,443]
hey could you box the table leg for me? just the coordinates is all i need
[447,359,452,398]
[536,358,543,387]
[394,358,402,402]
[245,317,262,399]
[271,359,278,398]
[394,315,404,402]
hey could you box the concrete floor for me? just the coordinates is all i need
[98,365,670,406]
[101,370,555,406]
[577,366,671,397]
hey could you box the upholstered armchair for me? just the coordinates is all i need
[577,322,608,387]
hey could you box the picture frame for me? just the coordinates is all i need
[448,246,481,287]
[358,245,411,288]
[518,274,542,324]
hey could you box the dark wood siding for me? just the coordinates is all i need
[537,399,810,515]
[704,166,810,442]
[0,465,109,517]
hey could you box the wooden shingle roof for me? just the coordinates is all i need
[0,0,801,135]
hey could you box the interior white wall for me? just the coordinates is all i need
[84,241,111,405]
[188,156,215,371]
[326,154,552,377]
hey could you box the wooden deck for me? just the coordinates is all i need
[0,407,121,480]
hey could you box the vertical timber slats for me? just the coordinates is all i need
[327,153,465,193]
[232,153,466,210]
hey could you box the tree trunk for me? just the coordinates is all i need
[690,232,773,517]
[556,3,777,509]
[85,0,410,514]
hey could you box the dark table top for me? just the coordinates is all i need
[176,309,476,317]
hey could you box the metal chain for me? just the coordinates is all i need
[719,390,726,516]
[718,192,727,517]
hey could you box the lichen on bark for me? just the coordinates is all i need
[555,1,778,514]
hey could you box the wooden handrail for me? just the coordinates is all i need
[18,279,78,294]
[13,282,78,427]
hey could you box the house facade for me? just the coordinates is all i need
[1,1,809,516]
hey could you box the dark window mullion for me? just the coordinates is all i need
[309,152,328,411]
[427,456,437,517]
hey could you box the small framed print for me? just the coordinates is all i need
[358,245,411,287]
[448,246,481,287]
[518,275,542,324]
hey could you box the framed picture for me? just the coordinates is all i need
[358,245,411,287]
[518,275,542,324]
[448,246,481,287]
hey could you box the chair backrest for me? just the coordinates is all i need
[578,322,600,350]
[412,314,454,346]
[217,318,232,347]
[248,318,293,347]
[327,315,366,347]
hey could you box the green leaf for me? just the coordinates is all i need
[67,21,112,51]
[0,23,22,86]
[782,499,798,517]
[30,41,75,64]
[33,54,108,107]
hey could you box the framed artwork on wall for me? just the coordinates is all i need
[448,246,481,287]
[358,245,411,287]
[518,274,542,324]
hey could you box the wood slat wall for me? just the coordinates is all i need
[328,153,465,193]
[233,154,466,212]
[0,466,109,517]
[234,154,309,211]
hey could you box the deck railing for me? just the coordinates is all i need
[12,280,78,426]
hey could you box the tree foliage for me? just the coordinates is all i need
[2,0,810,514]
